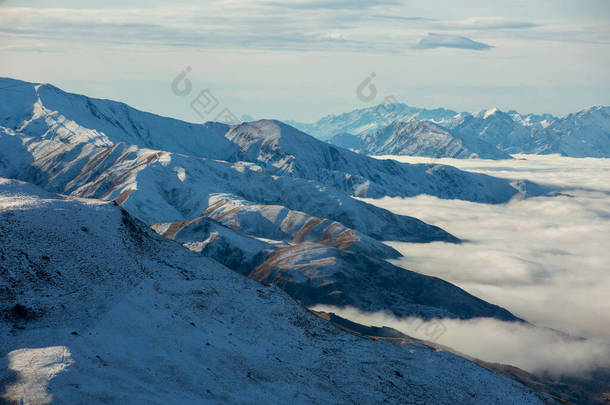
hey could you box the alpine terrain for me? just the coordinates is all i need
[0,77,564,404]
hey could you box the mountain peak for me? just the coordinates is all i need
[482,107,500,119]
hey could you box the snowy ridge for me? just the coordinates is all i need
[0,78,569,402]
[0,178,552,404]
[199,193,401,259]
[0,128,455,243]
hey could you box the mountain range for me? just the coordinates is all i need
[290,103,610,159]
[0,77,540,320]
[0,77,577,403]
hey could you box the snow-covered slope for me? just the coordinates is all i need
[338,121,511,159]
[198,194,401,259]
[329,132,363,150]
[250,243,519,320]
[0,78,238,157]
[0,127,455,243]
[0,77,545,202]
[153,212,519,321]
[296,102,610,158]
[221,119,545,201]
[0,178,553,404]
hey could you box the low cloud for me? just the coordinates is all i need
[350,155,610,376]
[413,33,493,50]
[362,155,610,340]
[311,305,610,377]
[350,155,610,374]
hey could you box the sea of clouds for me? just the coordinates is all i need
[324,154,610,376]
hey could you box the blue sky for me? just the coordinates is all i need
[1,0,609,122]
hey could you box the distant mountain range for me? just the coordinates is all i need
[290,104,610,159]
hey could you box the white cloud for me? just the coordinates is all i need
[1,4,606,53]
[0,5,397,52]
[310,157,610,378]
[311,305,610,377]
[1,3,607,121]
[358,155,610,344]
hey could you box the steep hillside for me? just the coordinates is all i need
[0,126,455,243]
[224,119,535,200]
[0,178,552,405]
[0,81,538,326]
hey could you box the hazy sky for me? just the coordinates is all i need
[1,0,609,122]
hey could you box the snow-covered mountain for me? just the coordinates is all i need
[450,108,539,154]
[288,103,461,140]
[0,78,546,202]
[532,106,610,157]
[296,103,610,158]
[0,124,521,320]
[0,178,553,404]
[332,121,512,159]
[0,77,553,320]
[0,78,576,402]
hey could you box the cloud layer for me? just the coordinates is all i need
[0,3,607,53]
[347,154,610,375]
[363,154,610,340]
[311,305,610,377]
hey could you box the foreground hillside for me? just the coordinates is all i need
[0,179,552,404]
